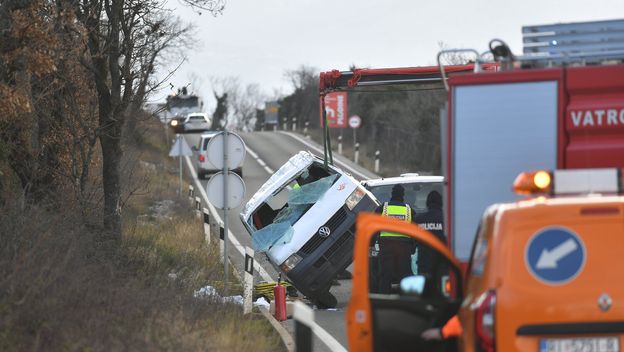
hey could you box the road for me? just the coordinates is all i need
[181,130,378,352]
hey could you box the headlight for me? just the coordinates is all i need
[279,253,302,273]
[345,187,366,210]
[170,120,178,126]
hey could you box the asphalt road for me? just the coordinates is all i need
[181,130,378,352]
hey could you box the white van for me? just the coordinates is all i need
[240,151,378,307]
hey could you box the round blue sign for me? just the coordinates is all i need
[525,227,586,285]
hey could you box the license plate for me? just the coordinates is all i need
[540,337,620,352]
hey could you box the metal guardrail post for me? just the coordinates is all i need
[219,226,225,264]
[292,117,297,132]
[293,302,314,352]
[354,143,360,164]
[243,246,255,314]
[202,207,211,244]
[195,196,201,218]
[283,118,287,131]
[375,150,380,173]
[338,135,343,155]
[304,121,309,138]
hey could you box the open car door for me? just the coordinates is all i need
[347,213,464,352]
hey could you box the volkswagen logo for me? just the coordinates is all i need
[318,226,331,238]
[598,293,612,312]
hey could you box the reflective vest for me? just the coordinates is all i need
[380,203,412,238]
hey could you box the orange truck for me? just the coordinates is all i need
[347,168,624,352]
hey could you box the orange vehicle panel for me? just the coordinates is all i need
[460,196,624,352]
[347,212,463,352]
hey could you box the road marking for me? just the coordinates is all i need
[245,146,275,174]
[183,155,274,283]
[278,131,377,180]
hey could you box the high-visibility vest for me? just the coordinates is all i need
[380,203,411,238]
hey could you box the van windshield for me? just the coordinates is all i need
[249,163,338,252]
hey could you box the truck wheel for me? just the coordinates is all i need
[313,289,337,309]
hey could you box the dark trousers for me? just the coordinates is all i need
[378,237,413,294]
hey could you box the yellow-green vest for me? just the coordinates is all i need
[380,202,411,238]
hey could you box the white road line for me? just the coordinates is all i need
[278,131,377,180]
[245,146,275,174]
[183,155,274,283]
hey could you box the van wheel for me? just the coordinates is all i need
[313,290,337,309]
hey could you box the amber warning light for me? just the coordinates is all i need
[513,168,622,196]
[513,170,552,195]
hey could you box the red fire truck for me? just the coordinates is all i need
[318,19,624,263]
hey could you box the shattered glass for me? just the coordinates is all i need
[289,174,338,204]
[252,222,295,252]
[250,174,339,252]
[241,151,316,221]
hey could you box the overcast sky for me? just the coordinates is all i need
[154,0,624,110]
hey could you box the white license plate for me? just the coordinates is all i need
[540,337,620,352]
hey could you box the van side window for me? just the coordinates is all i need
[467,219,488,277]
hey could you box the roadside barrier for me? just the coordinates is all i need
[374,150,380,173]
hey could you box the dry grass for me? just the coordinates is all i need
[0,118,285,352]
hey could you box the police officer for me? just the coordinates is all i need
[376,184,417,294]
[413,190,447,277]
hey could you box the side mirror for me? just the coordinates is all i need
[400,275,426,296]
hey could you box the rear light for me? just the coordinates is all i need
[199,154,205,162]
[474,290,496,352]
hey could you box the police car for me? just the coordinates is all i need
[361,173,445,292]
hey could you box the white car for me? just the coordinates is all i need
[196,131,242,179]
[361,173,445,293]
[183,112,212,133]
[360,173,444,215]
[240,151,378,307]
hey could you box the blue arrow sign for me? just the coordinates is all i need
[525,227,586,285]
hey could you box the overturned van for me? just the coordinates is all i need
[240,151,378,307]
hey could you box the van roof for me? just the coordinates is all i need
[361,175,444,187]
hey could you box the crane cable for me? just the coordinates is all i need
[320,93,333,169]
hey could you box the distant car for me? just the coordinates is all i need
[183,112,212,133]
[361,173,445,293]
[168,115,187,133]
[240,151,379,308]
[196,131,242,179]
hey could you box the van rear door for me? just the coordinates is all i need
[497,199,624,352]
